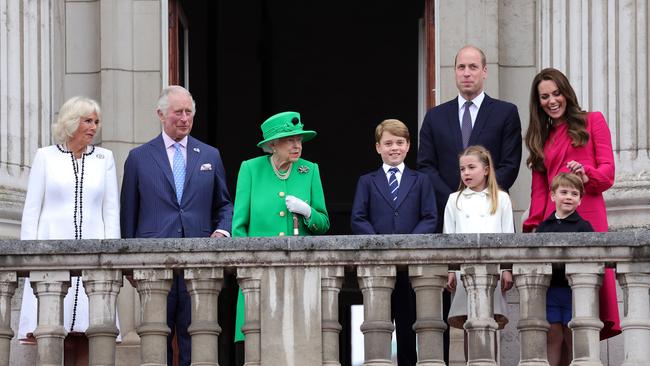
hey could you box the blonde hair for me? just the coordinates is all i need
[456,145,500,215]
[374,119,410,143]
[51,96,101,144]
[551,172,585,197]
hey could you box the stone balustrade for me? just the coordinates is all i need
[0,231,649,366]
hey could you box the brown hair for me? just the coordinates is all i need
[551,172,585,197]
[525,68,589,172]
[456,145,500,215]
[375,119,410,143]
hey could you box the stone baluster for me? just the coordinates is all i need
[321,266,344,366]
[0,272,17,366]
[566,263,604,366]
[238,268,264,366]
[82,269,123,366]
[461,263,500,366]
[134,269,173,366]
[409,265,447,366]
[513,264,552,366]
[30,270,70,366]
[357,265,395,366]
[185,268,223,366]
[616,263,650,366]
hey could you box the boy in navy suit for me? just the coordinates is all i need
[351,119,437,365]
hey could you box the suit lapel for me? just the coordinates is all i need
[447,98,464,150]
[468,94,494,146]
[148,135,176,191]
[184,136,201,191]
[394,167,416,209]
[371,168,395,207]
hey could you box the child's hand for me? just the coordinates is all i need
[501,270,513,293]
[446,272,457,292]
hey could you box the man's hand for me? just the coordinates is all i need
[446,272,457,292]
[211,231,226,238]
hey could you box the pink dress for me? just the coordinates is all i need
[523,111,620,339]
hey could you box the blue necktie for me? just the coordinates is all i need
[461,101,473,148]
[172,143,185,204]
[388,167,399,202]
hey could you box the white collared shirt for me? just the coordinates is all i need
[382,162,405,186]
[457,91,485,130]
[162,131,188,169]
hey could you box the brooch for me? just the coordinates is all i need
[193,147,200,153]
[96,153,104,159]
[298,165,309,174]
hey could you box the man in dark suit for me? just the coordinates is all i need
[121,85,233,366]
[351,119,437,365]
[417,45,522,363]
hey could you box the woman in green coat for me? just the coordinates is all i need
[233,111,330,342]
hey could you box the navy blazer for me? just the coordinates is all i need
[120,134,233,238]
[417,94,522,231]
[350,166,437,234]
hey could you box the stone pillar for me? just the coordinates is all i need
[82,269,123,366]
[461,264,500,366]
[513,264,551,366]
[409,265,447,366]
[616,263,650,366]
[185,267,223,366]
[321,266,344,366]
[238,268,264,366]
[0,272,17,366]
[357,265,395,366]
[30,270,70,366]
[134,269,173,366]
[566,263,604,366]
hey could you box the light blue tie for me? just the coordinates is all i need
[388,167,399,202]
[172,143,185,204]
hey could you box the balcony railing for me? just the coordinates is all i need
[0,231,649,366]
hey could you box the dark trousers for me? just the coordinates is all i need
[392,270,417,365]
[168,273,192,366]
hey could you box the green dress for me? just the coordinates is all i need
[233,156,329,341]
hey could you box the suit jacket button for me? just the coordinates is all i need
[280,211,285,217]
[279,191,285,197]
[177,229,182,233]
[394,211,398,216]
[279,232,285,236]
[180,209,184,213]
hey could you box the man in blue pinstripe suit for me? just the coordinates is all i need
[120,85,233,365]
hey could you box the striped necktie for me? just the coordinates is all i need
[388,167,399,202]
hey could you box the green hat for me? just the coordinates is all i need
[257,111,317,148]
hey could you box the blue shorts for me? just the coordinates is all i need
[546,286,572,325]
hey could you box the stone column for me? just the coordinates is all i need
[134,269,173,366]
[82,269,123,366]
[0,272,17,366]
[461,264,499,366]
[566,263,604,366]
[321,266,344,366]
[357,265,395,366]
[30,270,70,366]
[513,264,552,366]
[185,267,223,366]
[238,268,264,366]
[409,265,447,366]
[616,263,650,366]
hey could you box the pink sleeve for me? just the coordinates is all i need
[523,169,548,232]
[583,112,615,195]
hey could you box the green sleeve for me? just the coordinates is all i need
[304,163,330,234]
[232,160,251,238]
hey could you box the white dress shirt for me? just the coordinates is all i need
[457,91,485,130]
[382,162,405,186]
[162,131,188,167]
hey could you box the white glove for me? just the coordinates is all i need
[285,195,311,219]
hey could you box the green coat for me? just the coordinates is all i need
[233,155,329,341]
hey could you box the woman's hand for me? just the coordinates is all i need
[501,270,513,293]
[567,160,589,184]
[446,272,457,292]
[286,195,312,219]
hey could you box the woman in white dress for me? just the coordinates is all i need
[19,96,120,363]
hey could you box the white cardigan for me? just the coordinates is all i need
[443,188,514,234]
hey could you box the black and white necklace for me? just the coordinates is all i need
[56,143,94,332]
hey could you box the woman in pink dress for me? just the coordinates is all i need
[523,68,620,360]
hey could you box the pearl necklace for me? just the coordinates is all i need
[270,156,292,180]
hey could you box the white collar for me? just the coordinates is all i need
[162,131,188,149]
[457,91,485,110]
[461,187,488,197]
[382,162,405,174]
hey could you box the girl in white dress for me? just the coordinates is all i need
[19,96,120,362]
[443,145,514,358]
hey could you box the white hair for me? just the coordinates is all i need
[51,96,101,144]
[157,85,196,117]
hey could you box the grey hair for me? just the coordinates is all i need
[157,85,196,117]
[51,96,101,144]
[261,139,279,154]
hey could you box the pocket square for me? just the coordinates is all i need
[200,163,213,171]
